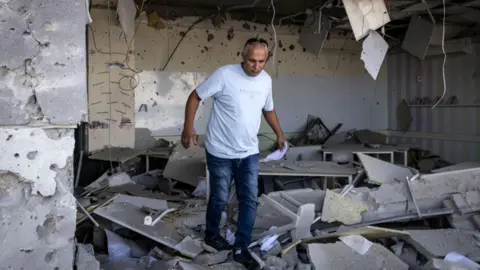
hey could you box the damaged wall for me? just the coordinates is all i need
[88,8,388,149]
[0,0,88,269]
[387,46,480,163]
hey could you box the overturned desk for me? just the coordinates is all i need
[322,144,409,166]
[259,161,357,191]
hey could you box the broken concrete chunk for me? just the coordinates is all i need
[432,162,480,173]
[405,229,480,261]
[321,190,368,225]
[307,242,408,270]
[174,236,205,258]
[357,153,415,185]
[75,243,100,270]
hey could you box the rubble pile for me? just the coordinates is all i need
[74,128,480,270]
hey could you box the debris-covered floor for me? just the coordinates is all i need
[74,124,480,270]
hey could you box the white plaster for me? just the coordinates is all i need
[0,128,75,196]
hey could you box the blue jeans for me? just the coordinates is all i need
[205,151,259,249]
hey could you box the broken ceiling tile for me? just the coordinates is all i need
[321,190,368,225]
[402,16,435,59]
[357,153,416,185]
[116,0,136,42]
[163,143,206,187]
[93,202,184,254]
[361,30,388,80]
[298,11,330,56]
[307,242,408,270]
[405,229,480,261]
[343,0,391,41]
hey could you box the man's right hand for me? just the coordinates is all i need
[181,127,197,149]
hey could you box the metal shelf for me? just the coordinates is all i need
[407,104,480,108]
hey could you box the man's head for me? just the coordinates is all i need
[241,38,268,77]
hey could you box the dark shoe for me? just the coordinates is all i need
[204,235,232,251]
[233,249,258,270]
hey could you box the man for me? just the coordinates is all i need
[181,38,286,268]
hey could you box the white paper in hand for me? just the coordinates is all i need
[261,141,289,162]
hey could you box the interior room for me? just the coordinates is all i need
[1,0,480,269]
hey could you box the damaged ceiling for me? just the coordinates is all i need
[90,0,480,44]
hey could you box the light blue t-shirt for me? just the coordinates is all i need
[196,64,274,159]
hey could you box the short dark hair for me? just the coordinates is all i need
[244,38,269,48]
[243,38,269,57]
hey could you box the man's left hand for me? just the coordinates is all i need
[277,135,287,150]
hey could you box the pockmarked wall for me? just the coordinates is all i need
[0,0,88,269]
[88,8,388,149]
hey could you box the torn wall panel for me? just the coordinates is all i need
[88,9,135,151]
[343,0,391,41]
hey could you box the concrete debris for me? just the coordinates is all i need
[405,229,480,261]
[72,135,480,270]
[113,194,168,211]
[163,143,206,187]
[193,250,231,266]
[357,153,416,185]
[321,190,368,225]
[307,242,408,270]
[264,255,288,270]
[75,243,100,270]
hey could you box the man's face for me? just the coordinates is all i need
[242,44,267,77]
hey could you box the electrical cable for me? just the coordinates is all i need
[431,0,447,109]
[161,15,213,71]
[270,0,278,77]
[333,31,353,75]
[107,0,114,172]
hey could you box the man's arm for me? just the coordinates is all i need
[263,109,286,149]
[181,90,201,148]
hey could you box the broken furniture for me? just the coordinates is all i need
[291,114,342,146]
[322,144,409,166]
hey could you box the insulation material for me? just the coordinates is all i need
[361,31,388,80]
[343,0,391,41]
[321,190,368,225]
[88,9,135,151]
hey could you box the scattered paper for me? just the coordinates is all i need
[261,141,289,162]
[193,177,207,198]
[226,229,236,246]
[260,234,280,252]
[339,235,373,255]
[444,251,480,268]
